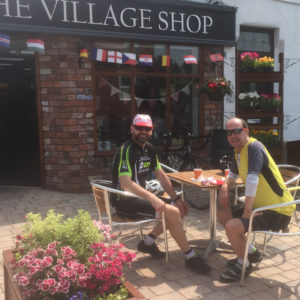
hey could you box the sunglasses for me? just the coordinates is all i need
[226,128,244,136]
[134,125,152,132]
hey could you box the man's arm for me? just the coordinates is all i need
[119,175,166,212]
[154,168,188,216]
[219,175,236,207]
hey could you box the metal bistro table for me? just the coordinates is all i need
[167,169,239,259]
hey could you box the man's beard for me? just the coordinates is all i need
[132,133,150,144]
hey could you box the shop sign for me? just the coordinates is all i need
[0,0,236,45]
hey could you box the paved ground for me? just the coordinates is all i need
[1,186,300,299]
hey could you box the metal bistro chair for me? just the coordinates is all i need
[91,179,169,261]
[240,186,300,285]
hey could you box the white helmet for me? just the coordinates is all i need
[145,180,164,195]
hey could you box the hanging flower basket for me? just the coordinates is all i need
[206,89,225,102]
[198,78,232,102]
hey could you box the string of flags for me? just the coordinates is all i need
[82,46,206,67]
[1,32,224,66]
[99,76,193,103]
[0,33,45,52]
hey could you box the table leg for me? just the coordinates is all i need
[202,188,217,259]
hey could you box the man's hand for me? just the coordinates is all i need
[219,183,230,207]
[175,199,188,218]
[149,195,166,212]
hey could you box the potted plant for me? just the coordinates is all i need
[3,210,143,300]
[250,129,280,149]
[260,93,281,112]
[239,91,260,111]
[198,77,232,101]
[240,52,274,72]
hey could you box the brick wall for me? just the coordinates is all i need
[39,34,102,192]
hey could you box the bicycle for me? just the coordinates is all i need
[152,132,212,171]
[152,132,212,209]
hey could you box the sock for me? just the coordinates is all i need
[248,243,256,254]
[185,249,196,260]
[144,234,155,246]
[237,257,249,267]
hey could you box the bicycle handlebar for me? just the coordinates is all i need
[152,132,211,153]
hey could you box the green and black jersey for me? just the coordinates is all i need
[112,139,161,190]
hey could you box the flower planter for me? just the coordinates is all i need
[206,90,224,102]
[3,249,144,300]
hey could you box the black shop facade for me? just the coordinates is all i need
[0,0,236,191]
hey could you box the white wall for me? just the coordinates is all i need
[216,0,300,141]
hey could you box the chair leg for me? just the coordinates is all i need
[263,233,268,254]
[139,224,143,240]
[162,212,169,263]
[252,232,256,246]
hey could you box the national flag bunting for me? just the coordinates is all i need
[209,53,224,62]
[79,48,88,58]
[26,39,45,52]
[91,48,107,61]
[0,34,10,48]
[139,54,153,66]
[162,55,170,67]
[107,51,122,64]
[122,53,136,65]
[184,55,198,64]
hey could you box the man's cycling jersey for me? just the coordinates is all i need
[112,139,161,190]
[230,137,295,216]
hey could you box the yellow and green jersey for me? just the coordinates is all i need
[231,138,295,216]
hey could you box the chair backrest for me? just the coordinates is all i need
[91,179,142,226]
[277,164,300,199]
[91,180,113,225]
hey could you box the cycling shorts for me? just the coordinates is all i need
[232,204,291,232]
[114,196,170,219]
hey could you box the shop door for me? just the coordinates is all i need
[0,53,40,186]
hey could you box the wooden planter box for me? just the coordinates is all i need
[3,249,144,300]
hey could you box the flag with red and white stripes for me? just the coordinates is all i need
[184,55,198,64]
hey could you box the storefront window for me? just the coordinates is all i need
[94,42,224,153]
[237,30,272,53]
[95,76,131,151]
[135,77,167,137]
[171,78,199,136]
[170,45,198,74]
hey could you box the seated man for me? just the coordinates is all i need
[217,117,295,282]
[112,114,211,274]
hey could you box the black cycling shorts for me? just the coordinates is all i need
[114,196,170,219]
[232,204,291,232]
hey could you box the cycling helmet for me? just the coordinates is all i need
[145,180,164,195]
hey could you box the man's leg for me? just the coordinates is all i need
[217,205,234,227]
[225,218,247,258]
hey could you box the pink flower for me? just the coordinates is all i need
[44,278,56,287]
[18,276,29,286]
[40,282,50,291]
[53,264,63,273]
[42,256,53,267]
[47,242,57,250]
[50,287,58,295]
